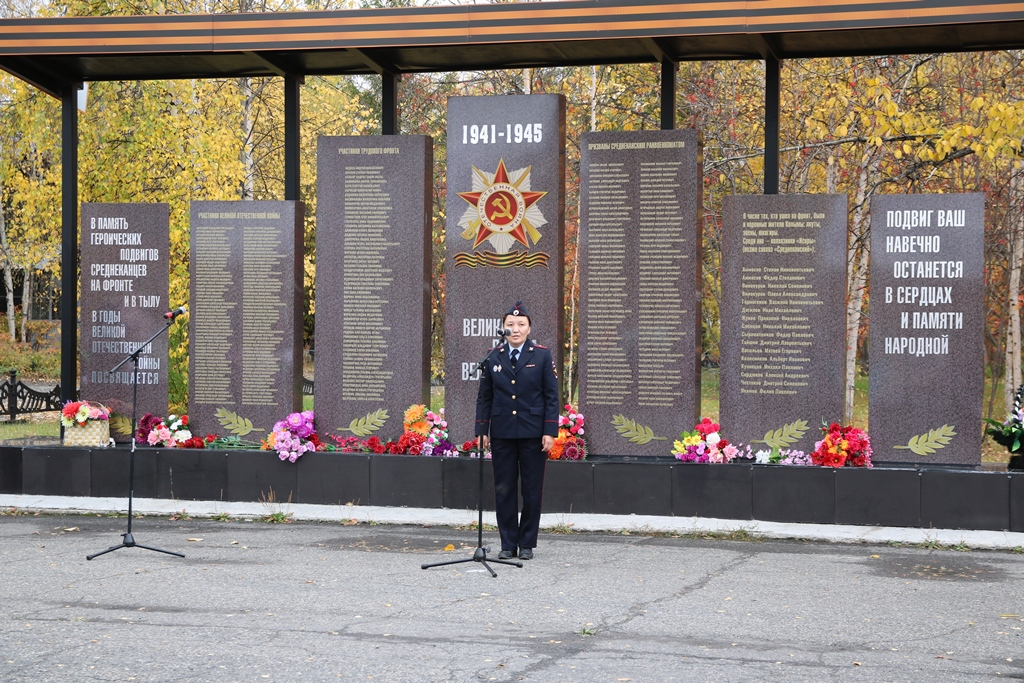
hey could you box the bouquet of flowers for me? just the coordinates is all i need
[265,410,324,462]
[420,409,458,457]
[739,446,811,466]
[810,422,873,468]
[135,413,205,448]
[672,418,739,463]
[61,401,110,428]
[549,404,587,461]
[985,384,1024,453]
[394,430,427,454]
[404,404,431,436]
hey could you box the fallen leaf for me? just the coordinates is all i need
[186,538,203,542]
[853,662,862,666]
[870,554,880,559]
[444,543,455,551]
[63,527,79,532]
[230,540,238,545]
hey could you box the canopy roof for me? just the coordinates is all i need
[2,0,1024,96]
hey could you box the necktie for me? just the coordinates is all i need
[510,349,519,368]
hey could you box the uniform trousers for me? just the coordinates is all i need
[490,436,547,552]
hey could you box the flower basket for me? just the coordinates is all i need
[61,401,112,448]
[63,417,111,448]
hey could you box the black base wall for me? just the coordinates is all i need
[5,447,1022,532]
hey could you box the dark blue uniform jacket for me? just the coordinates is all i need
[475,342,559,439]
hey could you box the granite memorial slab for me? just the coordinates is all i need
[444,95,565,440]
[188,201,303,439]
[720,195,848,453]
[314,135,432,440]
[868,194,984,466]
[577,129,703,456]
[79,203,170,441]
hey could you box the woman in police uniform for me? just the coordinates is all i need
[475,301,559,560]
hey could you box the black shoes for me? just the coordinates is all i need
[518,548,534,560]
[497,550,516,560]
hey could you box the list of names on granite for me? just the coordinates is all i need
[444,95,565,439]
[79,203,170,438]
[720,195,847,453]
[868,194,984,466]
[578,130,702,456]
[188,201,303,437]
[315,136,432,437]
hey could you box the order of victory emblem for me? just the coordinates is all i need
[454,158,549,268]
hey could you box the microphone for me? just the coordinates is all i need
[164,305,188,320]
[499,328,512,337]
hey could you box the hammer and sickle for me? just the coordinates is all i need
[489,194,514,221]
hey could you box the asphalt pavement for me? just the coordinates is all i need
[1,510,1022,682]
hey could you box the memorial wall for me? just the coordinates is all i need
[578,129,703,456]
[84,98,987,466]
[188,201,304,437]
[720,195,848,453]
[443,94,566,437]
[79,203,170,439]
[868,194,984,466]
[314,135,432,437]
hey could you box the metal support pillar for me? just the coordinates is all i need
[764,55,781,194]
[660,58,677,130]
[382,72,399,135]
[61,82,80,405]
[284,75,300,201]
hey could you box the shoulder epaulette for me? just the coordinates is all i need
[534,344,548,349]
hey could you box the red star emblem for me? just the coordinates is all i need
[457,159,546,249]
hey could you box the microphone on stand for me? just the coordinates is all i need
[498,328,512,338]
[163,305,188,321]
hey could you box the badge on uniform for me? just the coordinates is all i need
[493,364,502,373]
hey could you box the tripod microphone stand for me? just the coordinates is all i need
[422,340,522,577]
[87,310,187,561]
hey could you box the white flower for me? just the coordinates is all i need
[177,429,192,441]
[706,432,721,447]
[755,450,772,464]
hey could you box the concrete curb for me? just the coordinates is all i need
[2,493,1022,550]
